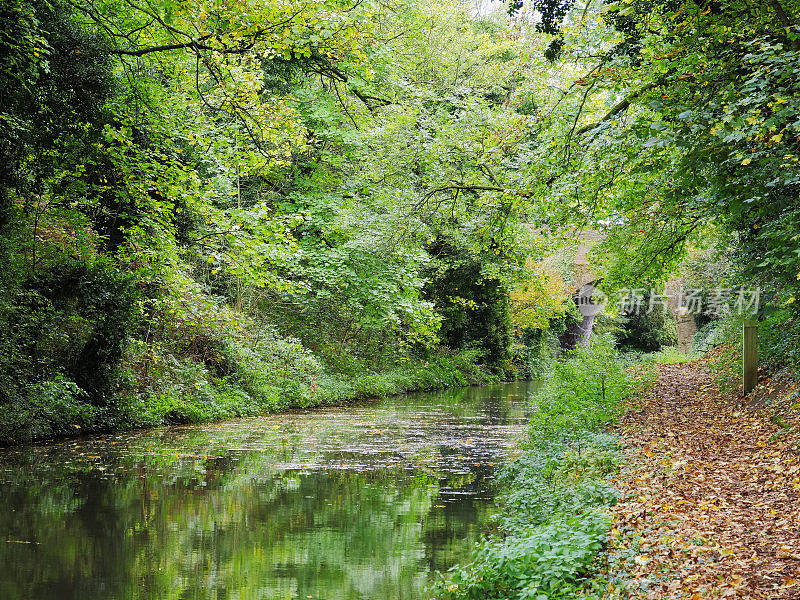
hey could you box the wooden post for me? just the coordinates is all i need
[743,320,758,394]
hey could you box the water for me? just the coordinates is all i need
[0,382,532,600]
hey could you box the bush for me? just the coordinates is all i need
[615,294,677,352]
[757,309,800,371]
[691,318,729,355]
[0,261,498,442]
[0,260,137,442]
[526,337,630,444]
[441,511,612,600]
[619,346,693,366]
[423,235,513,374]
[515,326,561,380]
[317,349,495,404]
[0,376,96,442]
[701,309,800,393]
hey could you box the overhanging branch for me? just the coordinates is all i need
[576,81,658,136]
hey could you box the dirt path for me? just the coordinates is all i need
[604,362,800,599]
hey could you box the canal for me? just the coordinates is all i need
[0,381,533,600]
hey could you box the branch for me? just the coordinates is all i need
[307,55,393,111]
[575,81,658,136]
[333,81,360,130]
[423,185,507,200]
[479,164,501,186]
[70,0,305,58]
[189,229,237,245]
[769,0,800,50]
[631,218,704,280]
[110,40,211,56]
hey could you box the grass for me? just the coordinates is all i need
[620,345,695,366]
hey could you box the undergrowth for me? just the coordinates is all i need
[700,310,800,394]
[431,335,636,600]
[0,344,494,444]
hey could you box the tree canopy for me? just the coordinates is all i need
[2,0,799,440]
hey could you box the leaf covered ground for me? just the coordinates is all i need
[601,362,800,599]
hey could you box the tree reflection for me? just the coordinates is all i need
[0,382,533,600]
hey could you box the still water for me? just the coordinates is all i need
[0,382,532,600]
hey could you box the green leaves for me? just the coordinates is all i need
[433,337,629,600]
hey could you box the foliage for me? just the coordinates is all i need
[704,309,800,394]
[0,376,96,441]
[0,0,546,440]
[758,309,800,371]
[623,345,693,366]
[615,294,678,353]
[526,335,632,441]
[432,336,633,600]
[509,258,572,333]
[0,259,138,440]
[423,235,513,374]
[514,325,561,380]
[510,0,800,366]
[317,349,496,404]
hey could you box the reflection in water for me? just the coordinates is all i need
[0,382,532,600]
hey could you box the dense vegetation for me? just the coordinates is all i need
[527,0,800,370]
[3,0,800,597]
[7,0,797,442]
[0,0,797,454]
[1,0,581,442]
[0,0,800,460]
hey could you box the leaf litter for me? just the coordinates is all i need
[599,362,800,599]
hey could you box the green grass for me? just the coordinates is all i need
[620,345,695,366]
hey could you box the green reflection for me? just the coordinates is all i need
[0,382,532,600]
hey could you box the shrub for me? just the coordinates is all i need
[422,235,513,374]
[0,260,137,442]
[615,293,677,352]
[0,376,96,442]
[515,326,561,380]
[756,309,800,371]
[526,337,630,445]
